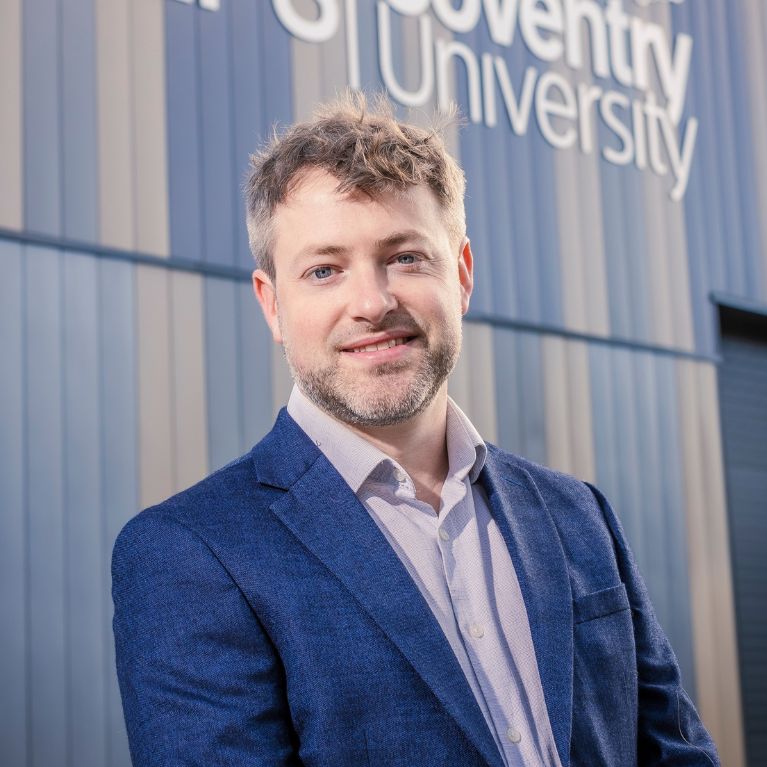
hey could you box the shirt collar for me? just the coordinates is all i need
[287,385,486,493]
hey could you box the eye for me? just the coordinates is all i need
[394,253,419,265]
[309,265,336,280]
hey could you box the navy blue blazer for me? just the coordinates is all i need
[112,409,719,766]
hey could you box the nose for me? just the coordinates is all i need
[347,264,398,325]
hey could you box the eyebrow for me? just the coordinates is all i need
[294,230,431,265]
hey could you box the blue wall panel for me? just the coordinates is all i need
[23,0,61,236]
[237,282,275,450]
[166,2,204,261]
[205,277,246,469]
[0,241,27,766]
[98,259,137,767]
[61,0,98,242]
[199,4,236,266]
[63,253,106,766]
[25,247,67,767]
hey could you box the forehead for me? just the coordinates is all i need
[271,170,449,258]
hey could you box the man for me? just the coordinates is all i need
[112,94,719,766]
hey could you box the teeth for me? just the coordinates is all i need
[352,337,407,353]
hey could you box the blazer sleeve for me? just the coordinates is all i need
[112,511,301,767]
[586,483,720,766]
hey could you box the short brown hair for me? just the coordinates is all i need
[245,92,466,280]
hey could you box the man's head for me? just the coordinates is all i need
[245,92,466,281]
[248,93,473,428]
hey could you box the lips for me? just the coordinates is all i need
[349,337,409,353]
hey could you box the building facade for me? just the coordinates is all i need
[1,1,765,765]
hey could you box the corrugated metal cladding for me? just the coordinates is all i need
[1,0,765,764]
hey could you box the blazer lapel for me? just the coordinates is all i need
[479,449,573,767]
[256,411,505,767]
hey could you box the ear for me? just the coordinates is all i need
[252,269,283,344]
[457,238,474,315]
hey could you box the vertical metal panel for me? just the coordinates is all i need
[166,1,203,261]
[62,253,106,767]
[677,360,745,767]
[237,282,275,449]
[170,272,209,488]
[707,1,748,296]
[492,328,546,464]
[61,0,98,241]
[97,258,136,767]
[0,242,27,766]
[136,265,174,508]
[0,0,22,229]
[133,0,170,256]
[198,3,235,265]
[96,0,135,249]
[24,247,67,767]
[450,322,498,445]
[23,0,61,235]
[724,2,766,301]
[205,277,245,469]
[229,2,292,269]
[541,337,571,474]
[652,354,696,694]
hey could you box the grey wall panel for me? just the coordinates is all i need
[199,4,236,266]
[724,5,765,298]
[707,2,747,297]
[165,2,203,261]
[24,247,67,767]
[237,282,275,450]
[0,0,22,229]
[62,253,107,766]
[224,1,294,270]
[492,328,546,464]
[97,258,137,767]
[22,0,61,236]
[61,0,98,242]
[0,241,27,766]
[653,354,696,697]
[205,277,247,470]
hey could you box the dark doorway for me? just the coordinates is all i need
[718,302,767,766]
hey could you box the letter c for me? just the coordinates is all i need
[273,0,339,43]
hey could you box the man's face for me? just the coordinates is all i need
[253,169,473,427]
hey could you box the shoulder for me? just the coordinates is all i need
[484,444,621,565]
[486,443,602,514]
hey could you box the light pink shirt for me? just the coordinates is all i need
[288,386,563,767]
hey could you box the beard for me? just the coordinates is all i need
[283,311,461,427]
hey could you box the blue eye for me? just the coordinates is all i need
[396,253,417,265]
[311,266,335,280]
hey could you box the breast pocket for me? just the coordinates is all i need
[571,583,637,766]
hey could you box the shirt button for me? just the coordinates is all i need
[469,623,485,638]
[394,468,406,483]
[438,528,450,541]
[506,727,522,744]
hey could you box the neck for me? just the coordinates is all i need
[345,387,450,512]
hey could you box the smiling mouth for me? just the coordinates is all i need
[348,337,415,353]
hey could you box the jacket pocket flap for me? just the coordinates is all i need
[573,583,629,624]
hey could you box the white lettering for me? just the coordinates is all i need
[273,0,339,43]
[563,0,610,79]
[576,82,603,154]
[605,0,632,86]
[661,112,698,200]
[432,0,482,33]
[600,91,634,165]
[535,70,578,149]
[493,60,537,134]
[519,0,564,62]
[436,39,483,123]
[378,1,434,106]
[385,0,430,14]
[482,0,521,46]
[631,17,692,124]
